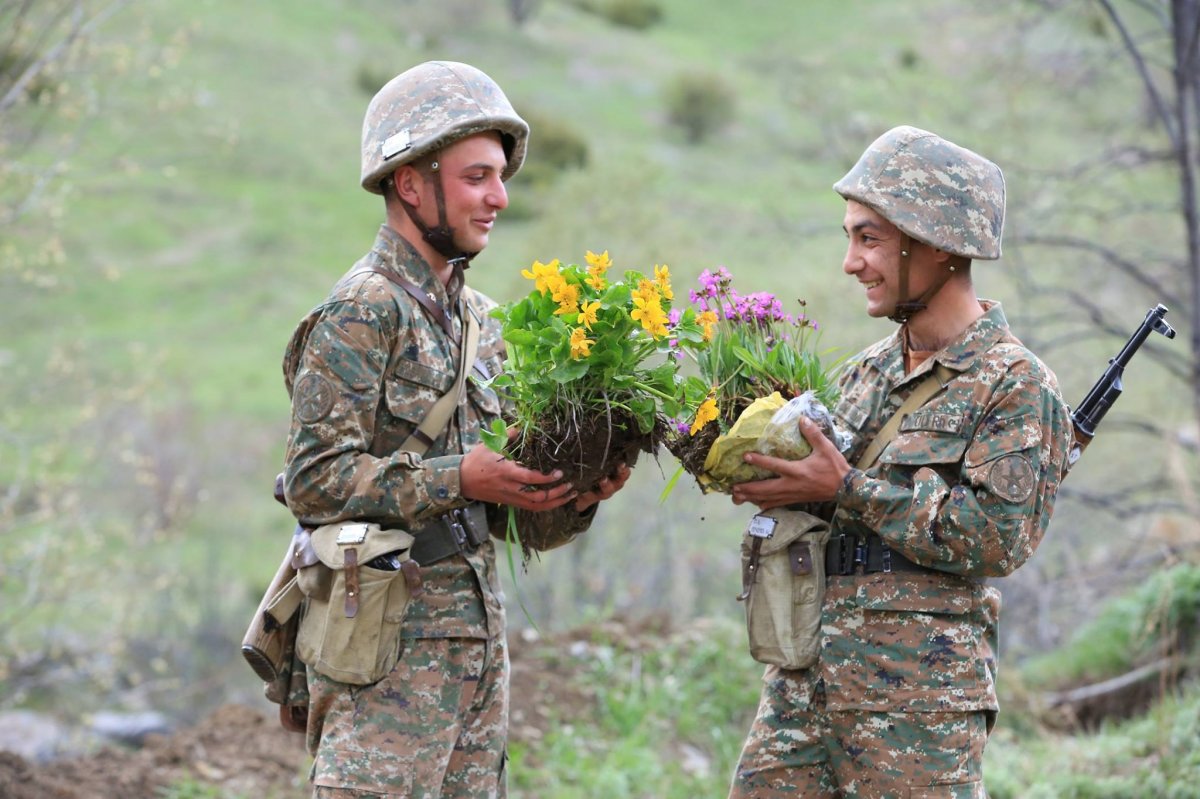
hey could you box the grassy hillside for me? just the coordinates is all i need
[2,0,1198,795]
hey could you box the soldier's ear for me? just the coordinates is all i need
[392,165,423,206]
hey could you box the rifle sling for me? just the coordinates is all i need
[855,363,955,471]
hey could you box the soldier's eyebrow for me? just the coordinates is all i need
[844,220,885,235]
[460,161,503,174]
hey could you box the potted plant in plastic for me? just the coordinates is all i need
[665,267,845,493]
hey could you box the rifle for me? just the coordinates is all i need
[1065,303,1176,474]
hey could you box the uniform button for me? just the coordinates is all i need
[436,486,449,498]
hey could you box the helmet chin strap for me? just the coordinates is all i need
[396,159,479,269]
[888,234,956,324]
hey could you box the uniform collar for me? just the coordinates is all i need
[871,300,1010,385]
[370,224,463,311]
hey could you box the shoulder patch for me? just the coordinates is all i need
[987,453,1035,503]
[294,372,335,424]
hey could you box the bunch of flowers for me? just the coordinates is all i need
[666,266,842,492]
[482,250,710,496]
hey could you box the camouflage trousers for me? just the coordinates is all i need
[306,635,508,798]
[728,672,989,798]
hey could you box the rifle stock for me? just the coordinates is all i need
[240,474,308,683]
[1064,304,1176,475]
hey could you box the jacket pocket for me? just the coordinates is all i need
[878,431,969,467]
[383,357,454,426]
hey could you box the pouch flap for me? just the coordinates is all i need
[310,522,415,568]
[263,575,304,628]
[291,526,320,570]
[746,510,830,557]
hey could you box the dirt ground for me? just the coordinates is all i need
[0,619,657,799]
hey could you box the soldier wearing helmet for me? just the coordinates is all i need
[279,61,629,797]
[726,127,1071,797]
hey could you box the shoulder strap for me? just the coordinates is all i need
[398,312,480,455]
[855,363,955,470]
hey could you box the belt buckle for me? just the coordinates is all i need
[835,535,852,576]
[446,505,486,554]
[852,536,868,575]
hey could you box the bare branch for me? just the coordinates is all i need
[1097,0,1181,147]
[1010,233,1178,300]
[0,0,126,115]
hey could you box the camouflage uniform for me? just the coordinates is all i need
[730,128,1072,797]
[283,226,594,797]
[280,61,591,798]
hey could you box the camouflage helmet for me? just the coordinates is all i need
[360,61,529,194]
[833,126,1005,260]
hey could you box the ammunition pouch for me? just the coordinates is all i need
[738,509,830,670]
[296,521,422,685]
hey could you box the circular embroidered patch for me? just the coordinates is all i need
[294,372,335,424]
[987,454,1036,503]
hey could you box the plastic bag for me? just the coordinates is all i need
[755,390,852,461]
[700,392,788,492]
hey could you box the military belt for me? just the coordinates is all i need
[409,502,490,566]
[824,534,936,578]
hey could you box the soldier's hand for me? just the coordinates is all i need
[461,440,578,511]
[732,417,851,510]
[575,462,631,512]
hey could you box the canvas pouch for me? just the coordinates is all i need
[296,521,419,685]
[739,509,830,670]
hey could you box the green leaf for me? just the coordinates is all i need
[480,418,510,454]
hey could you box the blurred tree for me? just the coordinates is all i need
[1093,0,1198,424]
[1,0,127,233]
[507,0,541,27]
[1008,0,1197,482]
[993,0,1200,657]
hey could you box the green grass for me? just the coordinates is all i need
[1,0,1198,792]
[509,618,761,799]
[986,685,1200,799]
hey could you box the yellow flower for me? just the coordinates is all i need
[585,251,611,291]
[631,293,669,338]
[579,299,600,330]
[585,249,612,271]
[569,326,594,359]
[521,259,561,294]
[552,281,580,315]
[697,310,718,341]
[690,396,719,435]
[634,279,659,304]
[654,263,673,301]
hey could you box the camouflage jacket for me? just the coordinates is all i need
[811,301,1071,713]
[281,225,594,640]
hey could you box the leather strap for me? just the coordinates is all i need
[343,547,360,618]
[358,264,491,382]
[855,363,955,471]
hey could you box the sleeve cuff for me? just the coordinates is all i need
[421,453,466,511]
[836,467,870,511]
